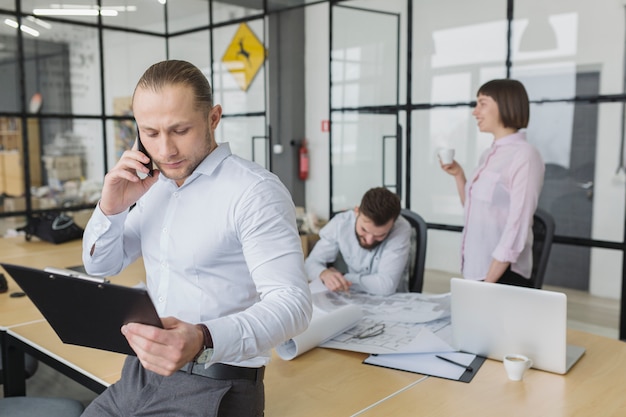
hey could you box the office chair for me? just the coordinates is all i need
[530,208,555,289]
[0,396,84,417]
[400,209,428,293]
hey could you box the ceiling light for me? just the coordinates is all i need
[25,15,52,29]
[33,8,118,16]
[105,5,137,12]
[3,18,40,37]
[33,4,132,17]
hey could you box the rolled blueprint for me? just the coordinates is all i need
[276,303,364,360]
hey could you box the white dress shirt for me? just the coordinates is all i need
[304,210,411,295]
[82,143,312,368]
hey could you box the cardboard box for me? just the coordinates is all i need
[3,196,27,212]
[300,233,320,258]
[42,155,82,181]
[1,151,24,196]
[0,151,4,195]
[3,196,54,212]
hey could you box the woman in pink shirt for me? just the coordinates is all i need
[440,79,545,286]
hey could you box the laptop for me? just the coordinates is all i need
[450,278,585,374]
[2,263,162,356]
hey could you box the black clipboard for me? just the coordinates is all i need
[363,352,486,383]
[2,263,162,356]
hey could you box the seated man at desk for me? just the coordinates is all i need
[305,187,411,296]
[81,60,312,417]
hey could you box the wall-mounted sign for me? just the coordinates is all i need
[221,23,266,92]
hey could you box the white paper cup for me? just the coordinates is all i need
[438,148,455,165]
[503,354,533,381]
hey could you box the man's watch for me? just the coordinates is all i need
[195,324,214,364]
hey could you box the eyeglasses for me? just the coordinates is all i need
[352,323,385,339]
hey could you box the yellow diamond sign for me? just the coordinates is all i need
[222,23,266,92]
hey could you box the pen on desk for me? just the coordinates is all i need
[436,355,473,372]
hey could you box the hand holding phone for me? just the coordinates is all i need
[136,127,153,177]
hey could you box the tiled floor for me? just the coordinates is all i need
[2,268,622,407]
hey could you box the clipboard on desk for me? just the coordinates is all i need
[1,263,162,356]
[363,351,486,383]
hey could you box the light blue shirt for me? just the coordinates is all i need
[82,143,312,368]
[304,210,411,295]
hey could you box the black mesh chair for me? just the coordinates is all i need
[530,208,555,289]
[400,209,428,293]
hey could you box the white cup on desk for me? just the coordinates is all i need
[438,147,455,165]
[503,354,533,381]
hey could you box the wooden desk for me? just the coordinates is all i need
[0,236,145,396]
[5,321,126,395]
[265,348,426,417]
[1,238,84,328]
[5,311,626,416]
[5,319,426,415]
[355,329,626,416]
[3,237,625,415]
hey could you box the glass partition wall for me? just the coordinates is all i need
[325,0,626,339]
[407,0,626,302]
[0,0,269,233]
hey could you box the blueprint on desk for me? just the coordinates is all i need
[316,290,454,355]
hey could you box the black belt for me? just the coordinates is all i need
[180,362,265,382]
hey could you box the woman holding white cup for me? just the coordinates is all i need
[439,79,544,286]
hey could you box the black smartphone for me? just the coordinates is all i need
[136,127,153,177]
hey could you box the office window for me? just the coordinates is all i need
[101,0,165,33]
[212,21,266,114]
[22,21,102,116]
[0,21,19,112]
[2,117,102,211]
[168,30,212,72]
[167,0,209,34]
[412,0,508,104]
[213,0,263,25]
[102,30,166,116]
[217,116,267,169]
[104,117,131,176]
[331,111,398,212]
[331,4,400,109]
[0,0,14,11]
[512,0,624,98]
[21,0,99,24]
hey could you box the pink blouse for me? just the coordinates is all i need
[461,131,545,280]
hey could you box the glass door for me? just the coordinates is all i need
[330,3,401,213]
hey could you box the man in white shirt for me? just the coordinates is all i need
[304,187,411,296]
[81,60,312,417]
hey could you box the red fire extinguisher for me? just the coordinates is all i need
[299,139,309,181]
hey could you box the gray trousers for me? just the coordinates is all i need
[82,356,264,417]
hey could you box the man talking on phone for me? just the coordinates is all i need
[81,60,312,417]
